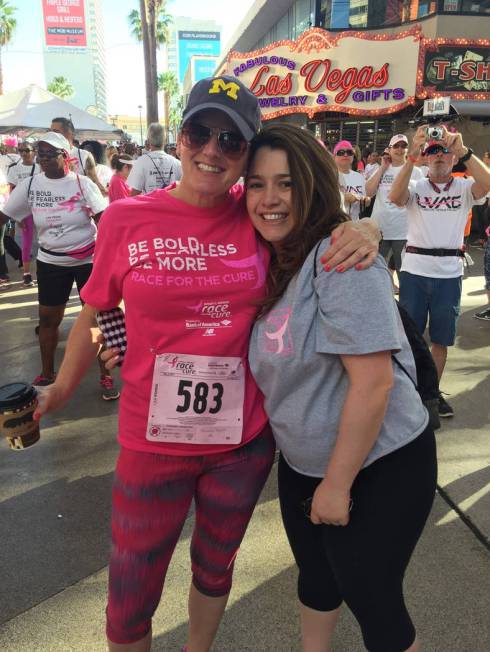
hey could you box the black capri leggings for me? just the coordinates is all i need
[278,425,437,652]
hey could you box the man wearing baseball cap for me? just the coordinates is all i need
[366,135,424,288]
[333,140,370,220]
[389,126,490,417]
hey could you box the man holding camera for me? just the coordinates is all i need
[366,135,424,282]
[390,125,490,417]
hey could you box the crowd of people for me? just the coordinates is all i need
[325,131,490,417]
[0,73,489,652]
[0,121,181,399]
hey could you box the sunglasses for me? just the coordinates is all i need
[425,146,450,155]
[391,142,408,149]
[335,149,354,157]
[37,149,64,159]
[18,148,33,153]
[181,122,247,158]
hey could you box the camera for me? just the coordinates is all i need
[426,126,444,141]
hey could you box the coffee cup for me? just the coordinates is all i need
[0,383,39,450]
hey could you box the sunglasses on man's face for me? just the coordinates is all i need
[181,122,247,158]
[19,148,33,153]
[335,149,354,157]
[426,146,450,156]
[391,142,408,149]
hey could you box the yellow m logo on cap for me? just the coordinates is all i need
[208,79,240,101]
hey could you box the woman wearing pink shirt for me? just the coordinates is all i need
[34,76,379,652]
[108,154,134,202]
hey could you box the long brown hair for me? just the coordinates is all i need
[246,123,348,317]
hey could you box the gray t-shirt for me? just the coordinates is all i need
[127,151,182,194]
[248,238,428,477]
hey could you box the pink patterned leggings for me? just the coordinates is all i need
[106,427,275,644]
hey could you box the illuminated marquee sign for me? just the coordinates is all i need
[419,39,490,101]
[226,28,421,119]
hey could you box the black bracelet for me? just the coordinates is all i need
[458,148,473,164]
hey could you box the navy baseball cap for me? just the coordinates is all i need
[423,140,450,155]
[182,76,261,142]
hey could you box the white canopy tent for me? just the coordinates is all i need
[0,84,123,141]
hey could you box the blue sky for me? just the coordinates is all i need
[2,0,254,115]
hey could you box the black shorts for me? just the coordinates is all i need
[36,259,93,307]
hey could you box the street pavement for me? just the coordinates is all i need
[0,250,489,652]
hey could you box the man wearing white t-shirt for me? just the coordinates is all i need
[364,151,380,180]
[390,126,490,417]
[50,117,107,196]
[127,123,182,195]
[333,139,370,221]
[367,135,424,278]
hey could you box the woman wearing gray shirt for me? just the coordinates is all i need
[246,124,436,652]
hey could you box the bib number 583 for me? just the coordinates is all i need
[176,380,224,415]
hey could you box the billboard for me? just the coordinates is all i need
[42,0,87,48]
[178,31,220,83]
[227,28,420,119]
[423,45,490,94]
[193,57,219,83]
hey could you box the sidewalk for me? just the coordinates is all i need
[0,252,488,651]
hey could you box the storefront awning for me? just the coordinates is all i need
[451,101,490,117]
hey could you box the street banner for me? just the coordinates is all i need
[42,0,87,48]
[226,28,421,119]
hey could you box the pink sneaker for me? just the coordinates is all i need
[100,375,120,401]
[33,373,56,387]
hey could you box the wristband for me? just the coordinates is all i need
[407,154,418,163]
[458,148,473,164]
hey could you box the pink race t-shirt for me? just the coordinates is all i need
[108,174,131,203]
[81,184,269,455]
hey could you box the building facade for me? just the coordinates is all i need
[165,17,222,86]
[221,0,490,154]
[182,55,221,101]
[42,0,108,120]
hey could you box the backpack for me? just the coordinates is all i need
[144,153,174,189]
[312,243,440,431]
[393,302,440,431]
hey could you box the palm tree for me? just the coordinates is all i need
[0,0,17,95]
[128,1,172,124]
[47,76,74,100]
[157,71,179,141]
[168,95,184,142]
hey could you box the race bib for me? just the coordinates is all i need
[146,353,245,445]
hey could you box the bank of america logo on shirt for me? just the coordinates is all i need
[262,308,293,356]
